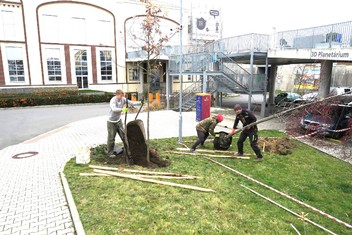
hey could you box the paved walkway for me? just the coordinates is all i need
[0,108,289,235]
[0,110,214,235]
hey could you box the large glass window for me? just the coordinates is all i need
[6,46,25,82]
[45,48,62,81]
[74,49,88,88]
[1,10,16,39]
[99,50,112,81]
[41,14,59,42]
[96,20,112,46]
[71,17,86,44]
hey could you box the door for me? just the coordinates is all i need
[73,49,89,89]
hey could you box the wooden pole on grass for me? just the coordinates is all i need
[208,158,352,229]
[176,148,252,155]
[241,184,337,235]
[93,169,214,192]
[81,172,197,180]
[168,151,251,159]
[89,165,118,171]
[123,169,199,178]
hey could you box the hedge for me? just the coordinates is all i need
[0,91,114,108]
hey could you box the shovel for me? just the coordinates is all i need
[123,94,134,165]
[135,99,145,120]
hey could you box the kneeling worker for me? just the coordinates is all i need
[190,114,224,152]
[227,104,264,161]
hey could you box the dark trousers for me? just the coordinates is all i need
[237,128,263,158]
[107,120,125,154]
[191,130,209,149]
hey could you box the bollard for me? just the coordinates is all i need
[132,94,137,101]
[155,93,160,103]
[149,93,153,102]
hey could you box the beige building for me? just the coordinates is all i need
[0,0,196,94]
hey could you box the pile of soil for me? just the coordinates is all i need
[127,120,169,168]
[258,137,297,155]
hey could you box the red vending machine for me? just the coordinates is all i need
[196,93,211,121]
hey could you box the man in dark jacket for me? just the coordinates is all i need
[228,104,263,161]
[190,114,224,152]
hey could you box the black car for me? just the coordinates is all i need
[300,104,352,139]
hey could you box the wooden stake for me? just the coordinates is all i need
[167,151,250,159]
[80,173,110,177]
[290,224,302,235]
[176,148,254,156]
[89,165,118,171]
[262,142,266,152]
[138,175,197,180]
[241,184,337,235]
[80,172,196,180]
[178,142,189,149]
[208,158,352,229]
[183,139,213,143]
[123,169,199,178]
[93,169,214,192]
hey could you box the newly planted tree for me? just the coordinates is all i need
[135,0,180,163]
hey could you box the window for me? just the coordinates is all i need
[129,67,139,81]
[99,50,112,81]
[70,46,92,88]
[71,17,86,44]
[74,49,89,88]
[6,46,25,82]
[1,10,16,39]
[40,14,59,42]
[96,20,112,46]
[45,48,62,81]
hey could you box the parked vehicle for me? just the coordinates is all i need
[302,92,318,101]
[300,104,352,139]
[330,87,352,103]
[274,92,302,106]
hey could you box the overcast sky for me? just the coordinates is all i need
[189,0,352,38]
[220,0,352,37]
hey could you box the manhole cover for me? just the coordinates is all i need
[12,151,39,159]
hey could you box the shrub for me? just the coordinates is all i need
[0,91,114,108]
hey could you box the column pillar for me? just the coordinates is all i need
[318,60,333,98]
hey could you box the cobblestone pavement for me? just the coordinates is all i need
[1,108,348,234]
[0,110,199,235]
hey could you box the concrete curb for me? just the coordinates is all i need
[60,160,86,235]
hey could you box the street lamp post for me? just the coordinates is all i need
[178,0,183,143]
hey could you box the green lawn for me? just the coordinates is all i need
[64,130,352,235]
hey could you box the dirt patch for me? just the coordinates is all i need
[258,137,297,155]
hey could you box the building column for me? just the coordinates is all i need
[318,60,333,98]
[267,64,278,114]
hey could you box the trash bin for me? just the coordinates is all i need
[196,93,211,121]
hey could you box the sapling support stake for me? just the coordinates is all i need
[168,151,251,159]
[207,158,352,229]
[241,184,337,235]
[290,224,302,235]
[93,169,214,192]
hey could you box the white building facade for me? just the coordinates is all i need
[0,0,196,93]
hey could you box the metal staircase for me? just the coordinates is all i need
[168,51,265,111]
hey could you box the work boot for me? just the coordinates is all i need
[107,152,116,158]
[254,157,264,162]
[127,157,134,165]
